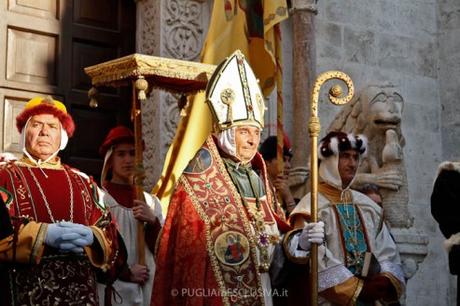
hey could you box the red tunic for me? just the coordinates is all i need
[0,158,119,306]
[2,163,103,224]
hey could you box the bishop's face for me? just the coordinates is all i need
[234,126,261,164]
[25,114,61,161]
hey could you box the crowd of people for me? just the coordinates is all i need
[11,50,460,306]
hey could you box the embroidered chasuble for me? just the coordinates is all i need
[152,136,290,306]
[0,158,118,306]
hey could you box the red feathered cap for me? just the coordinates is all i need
[16,96,75,137]
[99,126,135,157]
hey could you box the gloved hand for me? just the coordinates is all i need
[298,221,325,251]
[58,221,94,247]
[45,222,94,253]
[359,274,397,303]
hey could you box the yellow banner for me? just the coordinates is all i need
[202,0,288,95]
[153,0,288,214]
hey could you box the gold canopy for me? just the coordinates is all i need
[84,53,216,94]
[84,53,217,265]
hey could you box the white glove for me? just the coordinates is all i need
[298,221,325,251]
[45,222,94,253]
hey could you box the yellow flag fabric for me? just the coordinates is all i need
[202,0,288,95]
[153,0,288,215]
[152,92,212,216]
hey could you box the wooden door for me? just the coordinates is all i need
[0,0,135,180]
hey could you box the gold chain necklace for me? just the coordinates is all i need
[27,167,74,222]
[248,206,275,272]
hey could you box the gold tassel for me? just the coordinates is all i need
[135,77,148,101]
[88,87,98,108]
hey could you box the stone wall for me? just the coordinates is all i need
[439,1,460,162]
[438,0,460,303]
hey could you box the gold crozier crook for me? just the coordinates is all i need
[309,71,354,306]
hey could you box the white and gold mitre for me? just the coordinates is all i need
[205,50,265,132]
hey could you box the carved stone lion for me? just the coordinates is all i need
[328,84,413,228]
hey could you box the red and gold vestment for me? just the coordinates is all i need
[152,137,290,306]
[0,157,120,306]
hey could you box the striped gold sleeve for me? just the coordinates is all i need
[0,221,46,264]
[381,271,404,302]
[320,276,363,306]
[30,223,47,263]
[282,228,309,264]
[84,225,111,270]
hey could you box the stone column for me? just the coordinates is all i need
[288,0,317,198]
[135,0,210,189]
[135,0,163,189]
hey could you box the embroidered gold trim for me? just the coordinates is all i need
[180,136,266,306]
[31,223,47,264]
[245,196,276,225]
[206,137,265,304]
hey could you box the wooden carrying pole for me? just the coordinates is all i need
[275,24,284,175]
[308,71,354,306]
[132,76,149,265]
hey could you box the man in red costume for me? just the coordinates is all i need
[98,126,163,306]
[0,96,122,305]
[152,51,325,306]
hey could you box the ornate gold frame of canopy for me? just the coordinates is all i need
[85,53,216,93]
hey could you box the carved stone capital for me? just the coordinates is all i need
[290,0,318,14]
